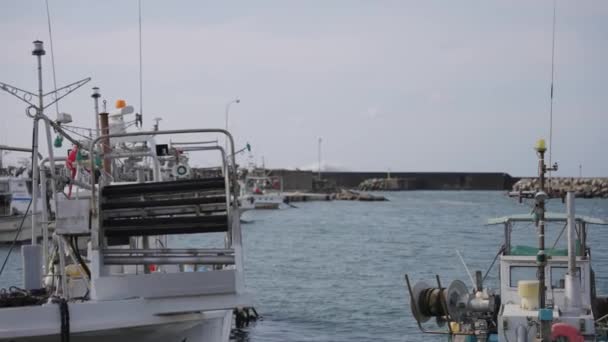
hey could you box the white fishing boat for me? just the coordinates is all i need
[239,173,285,210]
[0,146,45,243]
[0,41,251,342]
[0,176,36,243]
[405,140,608,341]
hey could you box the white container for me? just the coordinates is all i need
[518,280,540,310]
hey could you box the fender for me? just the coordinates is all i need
[551,322,583,342]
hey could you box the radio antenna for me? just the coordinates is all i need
[138,0,144,126]
[548,0,557,178]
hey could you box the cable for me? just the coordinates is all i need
[69,236,90,279]
[58,298,70,342]
[45,0,60,116]
[482,244,505,283]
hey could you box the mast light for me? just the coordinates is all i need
[535,139,547,153]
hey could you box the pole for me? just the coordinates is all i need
[92,87,101,137]
[566,192,576,274]
[224,98,239,154]
[534,141,555,342]
[30,41,46,245]
[318,137,322,180]
[99,112,112,177]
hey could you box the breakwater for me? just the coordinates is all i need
[267,170,516,192]
[513,178,608,198]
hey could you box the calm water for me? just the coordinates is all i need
[1,191,607,341]
[236,191,608,342]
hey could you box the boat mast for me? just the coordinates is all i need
[534,139,557,341]
[31,41,45,245]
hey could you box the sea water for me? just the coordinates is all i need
[1,191,607,341]
[235,191,608,342]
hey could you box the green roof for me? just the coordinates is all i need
[487,212,608,226]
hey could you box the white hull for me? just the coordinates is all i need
[0,214,38,243]
[0,293,249,342]
[239,194,284,210]
[7,315,230,342]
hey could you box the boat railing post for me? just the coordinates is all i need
[40,169,49,275]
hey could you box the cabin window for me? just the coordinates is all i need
[0,195,9,215]
[0,182,9,193]
[510,266,537,287]
[550,266,581,289]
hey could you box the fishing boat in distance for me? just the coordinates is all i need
[0,41,250,342]
[0,145,45,243]
[405,139,608,341]
[239,168,285,210]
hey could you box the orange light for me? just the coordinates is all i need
[115,99,126,109]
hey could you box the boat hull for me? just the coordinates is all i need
[4,312,231,342]
[0,214,38,243]
[0,293,250,342]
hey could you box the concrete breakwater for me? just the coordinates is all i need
[266,170,516,192]
[284,190,387,202]
[512,178,608,198]
[358,178,418,191]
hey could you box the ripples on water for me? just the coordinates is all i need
[0,191,607,341]
[236,191,608,342]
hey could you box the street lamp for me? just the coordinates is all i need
[224,98,240,153]
[318,137,322,180]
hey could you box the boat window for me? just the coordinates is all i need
[0,182,9,193]
[550,266,581,289]
[0,195,10,215]
[510,266,537,287]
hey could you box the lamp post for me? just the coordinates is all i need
[92,87,101,137]
[318,137,322,180]
[224,98,240,152]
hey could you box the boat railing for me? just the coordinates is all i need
[79,128,244,299]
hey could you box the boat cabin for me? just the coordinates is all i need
[488,213,607,308]
[488,213,607,340]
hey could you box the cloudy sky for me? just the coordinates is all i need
[1,1,607,176]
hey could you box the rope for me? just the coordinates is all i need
[58,298,70,342]
[482,244,505,283]
[45,0,60,116]
[549,223,568,253]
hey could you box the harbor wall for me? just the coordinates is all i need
[268,170,517,191]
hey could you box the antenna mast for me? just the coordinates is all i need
[548,0,557,178]
[138,0,144,126]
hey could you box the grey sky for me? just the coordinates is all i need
[1,1,607,176]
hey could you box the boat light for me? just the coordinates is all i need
[535,139,547,153]
[116,99,127,109]
[32,40,45,56]
[92,87,101,98]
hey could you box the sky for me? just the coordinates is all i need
[0,1,607,176]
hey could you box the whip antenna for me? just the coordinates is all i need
[45,0,60,116]
[138,0,144,127]
[548,0,557,178]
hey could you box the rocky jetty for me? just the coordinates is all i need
[335,189,387,201]
[358,178,418,191]
[512,178,608,198]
